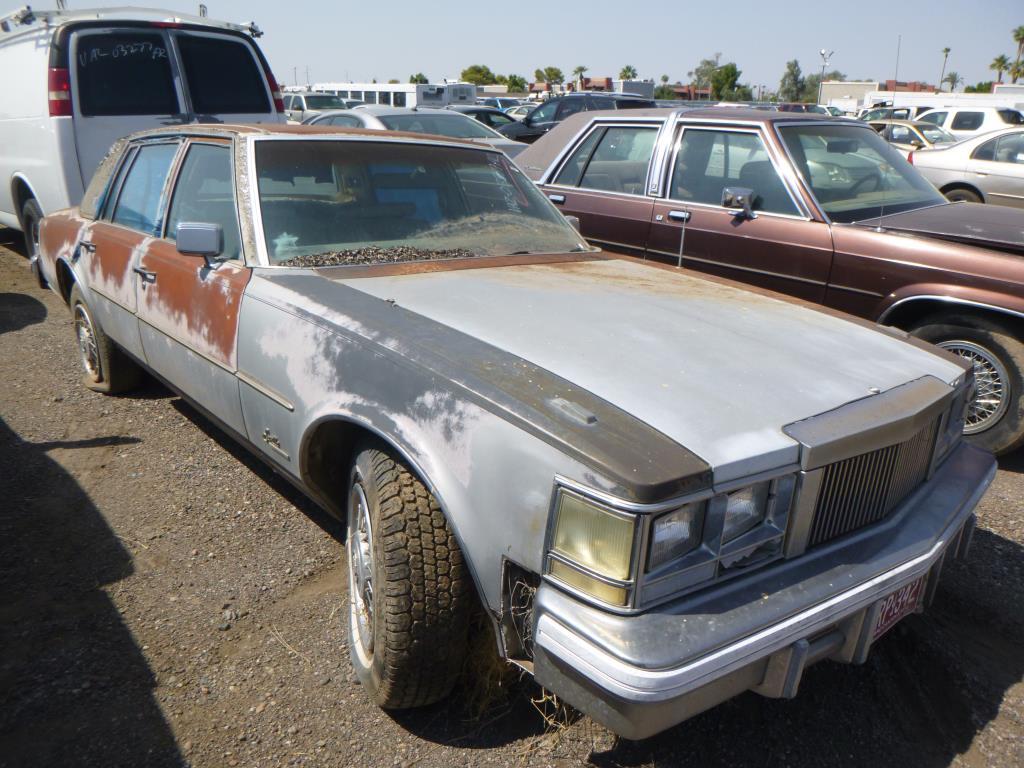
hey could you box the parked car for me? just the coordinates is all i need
[909,127,1024,207]
[445,104,518,131]
[859,106,917,121]
[35,122,993,741]
[516,108,1024,453]
[0,5,283,268]
[285,92,361,121]
[303,105,528,158]
[478,96,524,110]
[497,92,657,144]
[777,103,829,114]
[505,103,534,121]
[917,106,1024,139]
[869,119,959,155]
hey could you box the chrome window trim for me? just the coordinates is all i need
[107,138,184,237]
[541,116,671,189]
[654,196,812,222]
[541,182,655,203]
[662,125,810,219]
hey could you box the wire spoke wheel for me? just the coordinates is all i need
[348,480,375,658]
[939,340,1010,434]
[74,304,101,382]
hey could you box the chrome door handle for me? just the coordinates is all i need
[72,240,96,261]
[668,210,691,222]
[133,266,157,284]
[548,193,566,204]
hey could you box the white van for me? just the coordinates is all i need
[0,6,284,273]
[917,106,1024,139]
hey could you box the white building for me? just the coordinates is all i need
[308,81,475,108]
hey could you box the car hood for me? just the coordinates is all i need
[320,257,963,482]
[856,202,1024,255]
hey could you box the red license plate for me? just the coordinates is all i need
[872,575,926,640]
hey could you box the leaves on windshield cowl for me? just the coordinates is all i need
[277,246,478,268]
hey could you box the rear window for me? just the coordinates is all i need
[176,34,270,114]
[999,109,1024,125]
[614,99,656,110]
[75,32,178,116]
[951,112,983,131]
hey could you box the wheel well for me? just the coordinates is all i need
[55,260,75,304]
[884,299,1024,336]
[11,178,34,228]
[940,182,984,201]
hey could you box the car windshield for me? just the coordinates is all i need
[378,113,500,139]
[918,125,957,144]
[779,124,945,223]
[255,140,585,265]
[305,95,349,110]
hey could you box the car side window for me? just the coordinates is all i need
[488,112,514,127]
[919,112,946,126]
[529,100,558,123]
[576,126,658,195]
[110,143,179,235]
[328,115,361,127]
[889,125,914,144]
[973,138,998,161]
[990,134,1024,164]
[554,127,605,186]
[556,99,587,121]
[283,95,294,110]
[166,143,242,261]
[951,112,983,131]
[670,129,799,216]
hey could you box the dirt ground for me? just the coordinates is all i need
[1,230,1022,767]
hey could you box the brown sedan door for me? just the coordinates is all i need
[540,123,660,256]
[645,126,834,303]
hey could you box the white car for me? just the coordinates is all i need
[505,104,535,121]
[910,127,1024,207]
[0,5,283,268]
[917,106,1024,139]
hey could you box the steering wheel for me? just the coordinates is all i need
[848,172,883,195]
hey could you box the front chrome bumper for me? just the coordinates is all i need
[532,441,995,740]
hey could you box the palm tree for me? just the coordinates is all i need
[1014,26,1024,76]
[991,54,1012,83]
[943,71,963,92]
[1011,62,1024,85]
[661,74,670,84]
[939,47,951,90]
[572,65,587,89]
[619,65,638,80]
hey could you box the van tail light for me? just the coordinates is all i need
[48,67,72,117]
[907,151,914,165]
[264,69,285,113]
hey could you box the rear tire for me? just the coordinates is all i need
[346,441,472,709]
[943,187,982,204]
[21,198,47,287]
[911,316,1024,455]
[69,284,142,395]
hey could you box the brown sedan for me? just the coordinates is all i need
[516,108,1024,454]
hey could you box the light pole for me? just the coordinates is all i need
[817,49,834,106]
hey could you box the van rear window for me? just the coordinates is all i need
[75,32,178,116]
[177,35,270,114]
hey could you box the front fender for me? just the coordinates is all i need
[876,282,1024,325]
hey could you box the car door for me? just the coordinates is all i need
[967,132,1024,208]
[540,122,661,255]
[134,139,251,434]
[514,98,559,141]
[646,125,834,303]
[81,140,181,361]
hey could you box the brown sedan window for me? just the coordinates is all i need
[670,130,798,216]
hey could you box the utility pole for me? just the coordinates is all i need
[305,66,310,86]
[817,49,834,105]
[293,66,297,86]
[893,35,902,89]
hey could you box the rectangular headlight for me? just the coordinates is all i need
[551,491,635,580]
[647,503,703,570]
[722,482,770,543]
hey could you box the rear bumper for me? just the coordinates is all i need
[532,441,995,740]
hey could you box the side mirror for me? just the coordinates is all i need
[176,222,223,268]
[564,215,581,232]
[721,187,756,219]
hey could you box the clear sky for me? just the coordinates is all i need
[94,0,1023,89]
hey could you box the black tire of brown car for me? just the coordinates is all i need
[943,187,982,204]
[69,284,142,394]
[911,316,1024,455]
[346,442,472,708]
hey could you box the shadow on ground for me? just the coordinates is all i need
[0,417,185,768]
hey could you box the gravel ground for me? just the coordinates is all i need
[1,229,1022,767]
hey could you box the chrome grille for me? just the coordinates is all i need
[808,421,938,548]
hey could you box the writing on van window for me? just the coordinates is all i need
[79,42,168,67]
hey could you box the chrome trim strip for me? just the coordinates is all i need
[542,182,657,202]
[877,294,1024,324]
[553,474,716,514]
[784,469,824,558]
[653,252,826,286]
[237,370,295,411]
[829,283,885,298]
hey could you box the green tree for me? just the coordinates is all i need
[991,54,1012,83]
[506,74,528,93]
[1012,62,1024,85]
[964,80,995,93]
[687,54,720,89]
[542,66,564,85]
[943,70,964,92]
[801,69,846,103]
[778,59,804,102]
[572,65,588,85]
[710,62,742,99]
[1014,26,1024,81]
[939,47,951,89]
[409,73,428,84]
[619,64,638,80]
[387,79,399,84]
[460,64,497,85]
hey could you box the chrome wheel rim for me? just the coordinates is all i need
[348,480,375,657]
[938,340,1010,434]
[74,304,101,382]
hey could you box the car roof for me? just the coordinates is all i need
[126,123,487,149]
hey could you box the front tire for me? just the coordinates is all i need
[69,284,141,394]
[346,442,472,709]
[943,187,982,204]
[911,316,1024,455]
